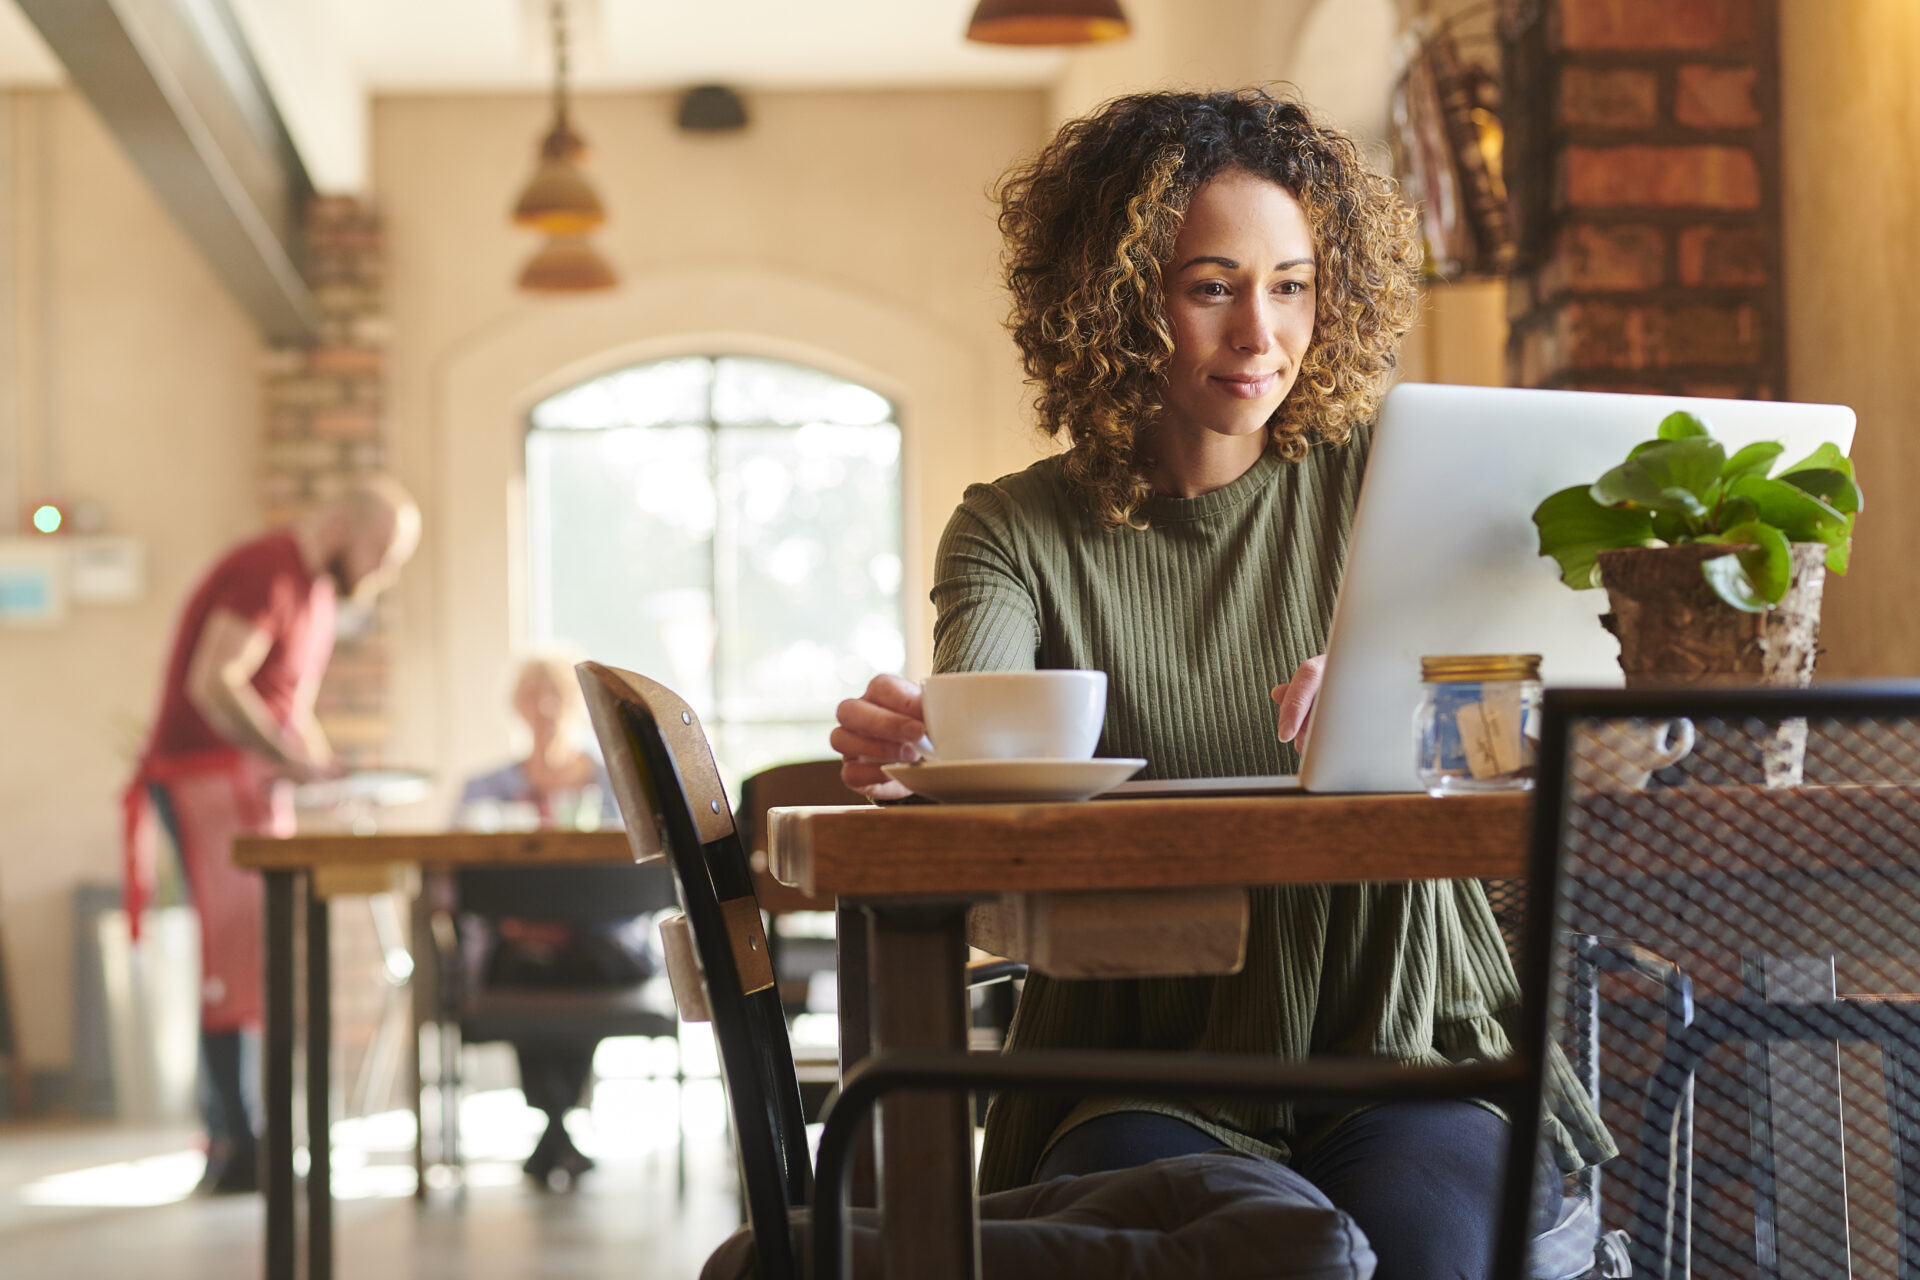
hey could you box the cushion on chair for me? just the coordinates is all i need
[700,1150,1376,1280]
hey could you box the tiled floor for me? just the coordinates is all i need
[0,1037,745,1279]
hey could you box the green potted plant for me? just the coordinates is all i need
[1532,410,1863,688]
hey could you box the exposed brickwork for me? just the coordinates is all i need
[1508,0,1781,399]
[1559,67,1659,129]
[261,197,396,1117]
[1556,0,1754,51]
[1562,145,1761,209]
[1675,64,1762,129]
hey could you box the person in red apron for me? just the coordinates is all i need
[124,474,420,1193]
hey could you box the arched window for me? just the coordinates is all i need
[526,355,904,783]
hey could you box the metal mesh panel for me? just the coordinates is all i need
[1547,707,1920,1280]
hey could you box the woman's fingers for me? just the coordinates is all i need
[1273,654,1327,743]
[833,673,928,760]
[830,673,930,796]
[828,724,926,764]
[840,759,913,801]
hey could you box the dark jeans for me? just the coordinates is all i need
[478,924,653,1122]
[1034,1102,1562,1280]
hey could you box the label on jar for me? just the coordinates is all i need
[1455,683,1526,780]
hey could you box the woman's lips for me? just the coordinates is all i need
[1212,372,1279,399]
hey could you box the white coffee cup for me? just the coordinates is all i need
[918,670,1107,762]
[1570,717,1696,792]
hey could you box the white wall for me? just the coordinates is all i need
[0,91,262,1071]
[371,89,1050,822]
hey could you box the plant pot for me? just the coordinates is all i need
[1596,543,1828,785]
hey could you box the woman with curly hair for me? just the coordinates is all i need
[831,88,1611,1277]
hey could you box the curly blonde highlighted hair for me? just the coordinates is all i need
[996,88,1423,527]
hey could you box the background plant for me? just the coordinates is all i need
[1533,411,1862,612]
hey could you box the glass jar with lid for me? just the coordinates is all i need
[1414,654,1543,797]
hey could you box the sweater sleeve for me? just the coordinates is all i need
[929,482,1042,675]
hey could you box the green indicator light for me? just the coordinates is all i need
[32,504,62,533]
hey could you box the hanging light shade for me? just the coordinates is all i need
[512,118,606,234]
[518,235,618,293]
[965,0,1130,45]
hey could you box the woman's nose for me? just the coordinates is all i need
[1230,296,1276,353]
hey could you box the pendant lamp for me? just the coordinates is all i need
[514,1,616,291]
[965,0,1131,45]
[518,235,619,292]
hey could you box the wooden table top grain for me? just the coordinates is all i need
[769,790,1532,899]
[231,828,643,870]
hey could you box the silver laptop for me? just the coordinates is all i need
[1296,382,1858,794]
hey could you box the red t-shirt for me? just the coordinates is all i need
[146,531,337,760]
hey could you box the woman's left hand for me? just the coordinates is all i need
[1271,654,1326,743]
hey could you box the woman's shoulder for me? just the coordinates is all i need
[953,453,1076,531]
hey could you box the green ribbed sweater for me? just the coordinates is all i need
[930,431,1616,1195]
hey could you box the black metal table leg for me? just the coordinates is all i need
[307,884,332,1280]
[264,870,296,1280]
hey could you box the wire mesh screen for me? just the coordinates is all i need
[1545,706,1920,1280]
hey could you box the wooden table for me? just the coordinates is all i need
[231,829,638,1280]
[769,789,1531,1280]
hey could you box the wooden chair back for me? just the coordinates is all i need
[577,661,812,1280]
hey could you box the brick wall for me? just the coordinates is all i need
[261,196,391,767]
[1505,0,1781,397]
[262,197,400,1116]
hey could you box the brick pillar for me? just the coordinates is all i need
[1504,0,1781,398]
[260,196,390,769]
[260,198,397,1117]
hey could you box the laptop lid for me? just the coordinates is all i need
[1298,383,1857,793]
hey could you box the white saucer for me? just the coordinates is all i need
[881,757,1147,804]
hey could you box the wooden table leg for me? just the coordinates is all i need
[867,901,977,1280]
[835,900,876,1208]
[307,885,333,1280]
[264,870,296,1280]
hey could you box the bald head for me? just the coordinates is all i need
[320,472,420,601]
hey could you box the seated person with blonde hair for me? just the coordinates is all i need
[455,653,656,1186]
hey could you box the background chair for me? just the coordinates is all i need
[579,660,1572,1280]
[417,860,683,1188]
[1535,685,1920,1280]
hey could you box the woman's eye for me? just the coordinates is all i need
[1192,280,1230,298]
[1275,280,1308,296]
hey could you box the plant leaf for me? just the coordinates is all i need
[1699,520,1791,610]
[1781,441,1851,477]
[1592,437,1726,516]
[1725,475,1851,545]
[1716,494,1759,529]
[1782,466,1864,515]
[1826,536,1852,575]
[1658,411,1712,441]
[1532,485,1657,589]
[1721,441,1784,483]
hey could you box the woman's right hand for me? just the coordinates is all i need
[830,673,931,800]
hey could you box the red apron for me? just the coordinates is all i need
[122,750,293,1032]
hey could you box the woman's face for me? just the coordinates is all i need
[513,666,568,742]
[1158,168,1317,448]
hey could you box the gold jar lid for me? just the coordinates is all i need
[1421,653,1542,683]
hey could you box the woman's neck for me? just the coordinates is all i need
[528,735,581,771]
[1143,424,1268,499]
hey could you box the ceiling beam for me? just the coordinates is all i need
[16,0,320,343]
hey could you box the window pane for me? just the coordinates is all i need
[527,424,717,714]
[530,357,714,431]
[716,421,903,723]
[712,356,892,427]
